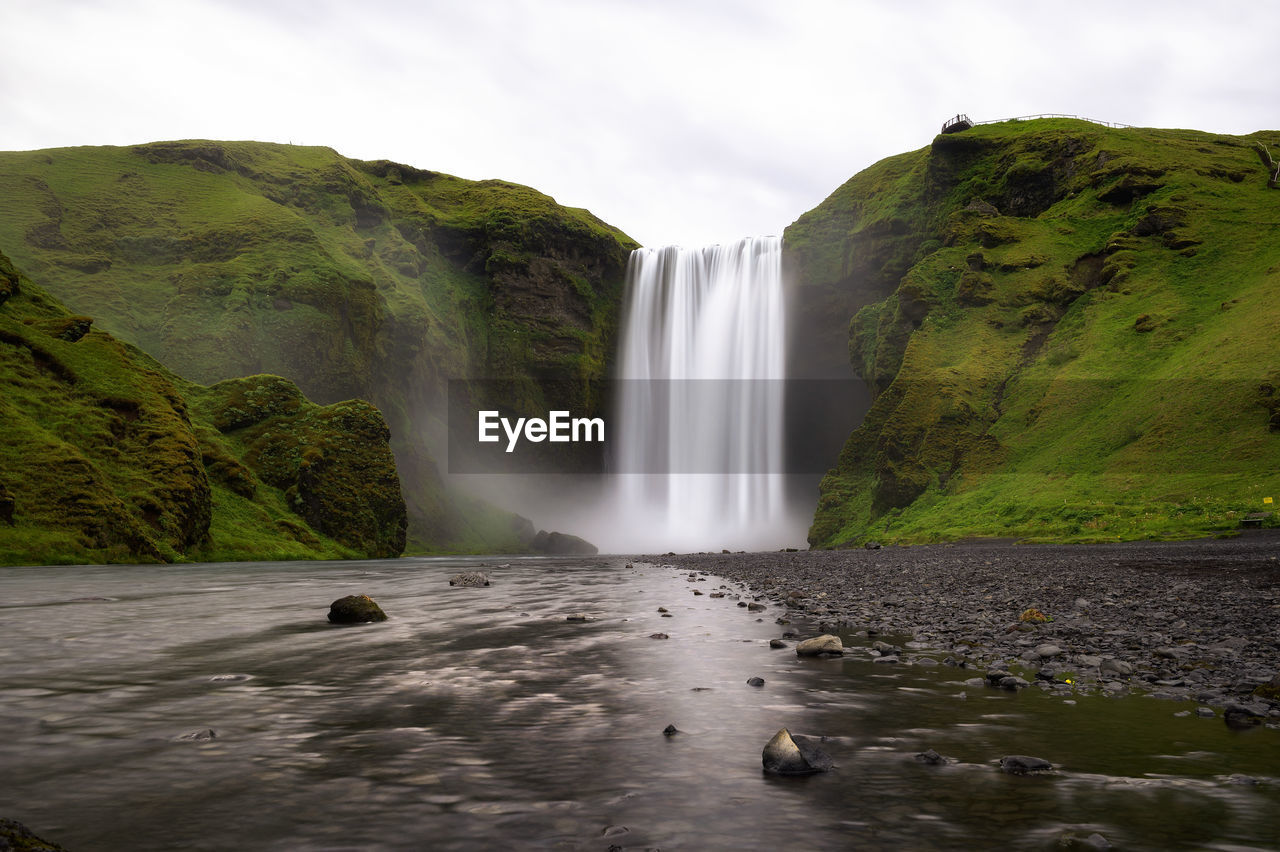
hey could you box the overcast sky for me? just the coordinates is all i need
[3,0,1275,247]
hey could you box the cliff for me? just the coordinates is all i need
[0,141,637,552]
[0,250,406,565]
[790,118,1280,545]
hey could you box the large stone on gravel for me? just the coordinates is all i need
[327,594,388,624]
[795,634,844,657]
[1100,658,1133,677]
[761,728,833,775]
[1224,704,1265,729]
[1034,643,1063,658]
[999,755,1052,775]
[449,571,490,587]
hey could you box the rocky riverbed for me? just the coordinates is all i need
[651,533,1280,724]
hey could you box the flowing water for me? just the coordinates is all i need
[611,238,792,552]
[1,558,1277,851]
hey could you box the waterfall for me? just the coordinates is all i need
[608,236,792,551]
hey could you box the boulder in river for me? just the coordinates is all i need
[449,571,490,587]
[761,728,833,775]
[795,634,844,657]
[327,594,387,624]
[999,755,1052,775]
[915,748,948,765]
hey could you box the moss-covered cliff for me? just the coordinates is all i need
[792,118,1280,545]
[0,141,637,552]
[0,250,406,565]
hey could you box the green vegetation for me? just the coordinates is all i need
[0,251,405,565]
[794,119,1280,546]
[0,141,637,552]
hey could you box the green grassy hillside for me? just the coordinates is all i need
[0,141,637,551]
[793,119,1280,546]
[0,251,405,565]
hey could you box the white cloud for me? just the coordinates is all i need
[2,0,1277,247]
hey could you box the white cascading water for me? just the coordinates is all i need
[607,236,791,551]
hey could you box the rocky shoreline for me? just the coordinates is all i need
[647,533,1280,725]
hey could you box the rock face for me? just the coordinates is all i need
[327,594,388,624]
[761,728,834,775]
[0,251,409,565]
[449,571,490,587]
[795,634,845,657]
[530,530,599,555]
[795,120,1280,547]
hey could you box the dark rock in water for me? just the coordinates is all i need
[0,817,69,851]
[747,676,765,687]
[448,571,490,587]
[565,613,594,623]
[1000,755,1052,775]
[662,724,680,736]
[769,639,788,649]
[795,634,844,656]
[327,594,387,624]
[1224,704,1265,729]
[915,749,947,765]
[762,728,833,775]
[175,728,217,741]
[985,669,1013,684]
[649,632,669,639]
[999,675,1030,691]
[747,602,767,611]
[530,529,598,555]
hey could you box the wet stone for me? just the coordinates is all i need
[795,634,844,657]
[762,728,833,775]
[999,755,1052,775]
[747,677,765,687]
[327,594,387,624]
[915,748,947,765]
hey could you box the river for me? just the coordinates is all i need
[1,557,1276,850]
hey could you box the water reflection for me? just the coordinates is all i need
[0,558,1276,850]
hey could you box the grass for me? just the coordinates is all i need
[0,252,404,566]
[798,119,1280,546]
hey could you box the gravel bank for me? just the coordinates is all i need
[648,533,1280,721]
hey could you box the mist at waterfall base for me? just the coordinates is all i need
[451,236,866,554]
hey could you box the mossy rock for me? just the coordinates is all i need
[327,594,388,624]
